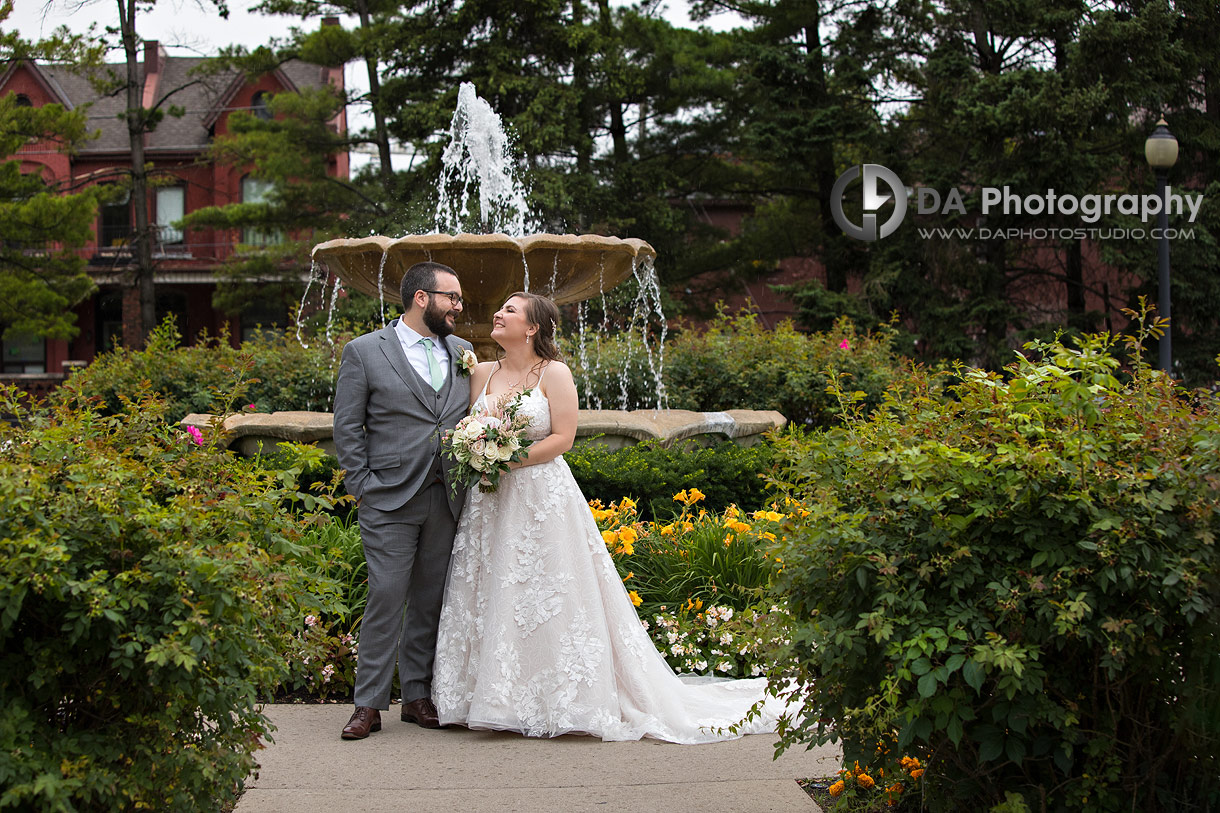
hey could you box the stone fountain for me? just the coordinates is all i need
[310,232,656,361]
[183,83,785,453]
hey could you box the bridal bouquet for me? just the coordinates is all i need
[442,390,534,495]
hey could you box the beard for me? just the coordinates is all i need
[423,299,455,337]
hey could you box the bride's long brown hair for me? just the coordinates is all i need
[505,292,563,363]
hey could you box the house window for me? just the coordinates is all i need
[240,175,282,246]
[251,91,273,120]
[99,188,132,247]
[156,186,185,245]
[1,330,46,373]
[95,290,123,353]
[156,290,188,342]
[14,94,32,107]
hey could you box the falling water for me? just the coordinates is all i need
[325,276,342,346]
[376,250,389,325]
[296,259,324,350]
[435,82,535,237]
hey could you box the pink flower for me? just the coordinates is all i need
[245,403,257,411]
[839,339,851,350]
[186,426,204,446]
[304,614,318,627]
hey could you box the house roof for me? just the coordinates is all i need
[34,54,333,154]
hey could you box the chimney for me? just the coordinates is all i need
[143,40,163,75]
[322,16,339,26]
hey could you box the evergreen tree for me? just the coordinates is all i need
[0,8,106,343]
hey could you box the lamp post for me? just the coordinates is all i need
[1144,118,1179,374]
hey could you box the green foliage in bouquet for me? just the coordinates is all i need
[767,312,1220,811]
[0,383,345,811]
[59,318,344,421]
[568,311,905,427]
[566,438,776,519]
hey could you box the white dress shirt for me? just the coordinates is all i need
[394,318,449,387]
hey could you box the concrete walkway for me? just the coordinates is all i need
[235,703,842,813]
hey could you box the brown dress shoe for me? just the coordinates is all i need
[341,706,382,739]
[400,697,443,729]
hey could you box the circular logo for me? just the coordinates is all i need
[830,164,907,241]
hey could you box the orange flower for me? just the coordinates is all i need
[618,527,639,545]
[628,590,642,607]
[909,768,924,781]
[828,781,845,797]
[601,530,618,547]
[857,773,875,789]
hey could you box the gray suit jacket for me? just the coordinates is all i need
[332,321,473,516]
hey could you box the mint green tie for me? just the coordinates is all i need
[420,337,443,391]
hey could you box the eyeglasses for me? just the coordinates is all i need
[423,290,464,306]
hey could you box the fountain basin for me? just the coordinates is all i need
[181,409,786,457]
[312,233,656,358]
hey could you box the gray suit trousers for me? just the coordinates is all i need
[353,481,457,708]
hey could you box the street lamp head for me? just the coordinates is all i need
[1145,118,1179,170]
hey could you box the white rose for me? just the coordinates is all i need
[470,438,487,456]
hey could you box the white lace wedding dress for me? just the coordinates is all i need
[433,381,785,743]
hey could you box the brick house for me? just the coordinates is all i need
[0,29,347,394]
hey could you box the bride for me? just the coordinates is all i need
[433,292,784,743]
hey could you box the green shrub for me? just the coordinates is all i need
[767,327,1220,811]
[566,438,776,518]
[0,384,344,811]
[60,318,344,421]
[280,513,364,699]
[568,311,906,427]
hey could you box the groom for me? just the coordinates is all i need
[332,261,474,739]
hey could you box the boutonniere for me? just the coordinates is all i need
[457,347,478,377]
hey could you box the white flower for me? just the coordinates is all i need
[304,614,317,627]
[716,661,734,673]
[457,347,478,375]
[693,660,707,672]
